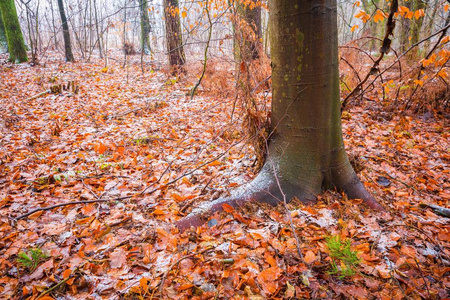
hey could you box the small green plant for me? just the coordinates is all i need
[134,137,150,145]
[17,248,48,272]
[326,235,360,278]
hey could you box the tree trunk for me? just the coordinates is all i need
[57,0,74,62]
[236,0,262,60]
[0,8,8,54]
[409,0,426,58]
[178,0,383,230]
[164,0,185,71]
[0,0,28,63]
[399,0,412,53]
[93,0,103,58]
[139,0,151,55]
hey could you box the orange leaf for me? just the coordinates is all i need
[208,160,221,167]
[373,10,385,23]
[95,143,107,154]
[181,11,187,18]
[28,210,43,220]
[438,69,448,79]
[355,10,370,23]
[172,193,186,202]
[413,79,424,87]
[304,250,317,264]
[257,266,283,295]
[22,286,30,296]
[414,9,424,20]
[351,25,359,32]
[178,283,194,291]
[400,245,416,258]
[153,209,165,215]
[62,269,72,279]
[140,277,149,293]
[116,146,125,154]
[222,203,234,213]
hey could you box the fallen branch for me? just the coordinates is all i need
[26,89,51,101]
[419,203,450,218]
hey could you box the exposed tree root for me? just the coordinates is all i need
[177,162,384,231]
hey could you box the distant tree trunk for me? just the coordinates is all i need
[57,0,74,62]
[0,0,28,63]
[164,0,185,71]
[237,0,262,60]
[178,0,383,230]
[93,0,103,58]
[0,9,8,54]
[23,2,38,64]
[139,0,151,55]
[361,0,378,51]
[399,0,412,53]
[49,0,58,50]
[410,0,426,58]
[423,1,438,52]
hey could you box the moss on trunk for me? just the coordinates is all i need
[139,0,151,55]
[177,0,383,231]
[0,0,28,63]
[0,10,8,54]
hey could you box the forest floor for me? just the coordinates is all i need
[0,53,449,300]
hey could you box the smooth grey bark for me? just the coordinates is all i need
[178,0,382,230]
[139,0,151,55]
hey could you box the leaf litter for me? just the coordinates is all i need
[0,54,449,299]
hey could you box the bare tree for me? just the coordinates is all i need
[57,0,74,61]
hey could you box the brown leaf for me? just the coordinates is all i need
[304,250,317,264]
[109,247,127,269]
[22,259,54,282]
[257,266,282,295]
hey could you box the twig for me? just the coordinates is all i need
[180,177,213,213]
[26,89,51,101]
[406,10,450,108]
[36,277,71,299]
[140,160,173,195]
[15,196,132,220]
[82,178,100,199]
[158,247,213,296]
[190,0,212,100]
[414,258,431,299]
[36,262,85,299]
[141,135,248,196]
[271,163,304,262]
[359,22,450,101]
[16,135,248,221]
[341,0,398,111]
